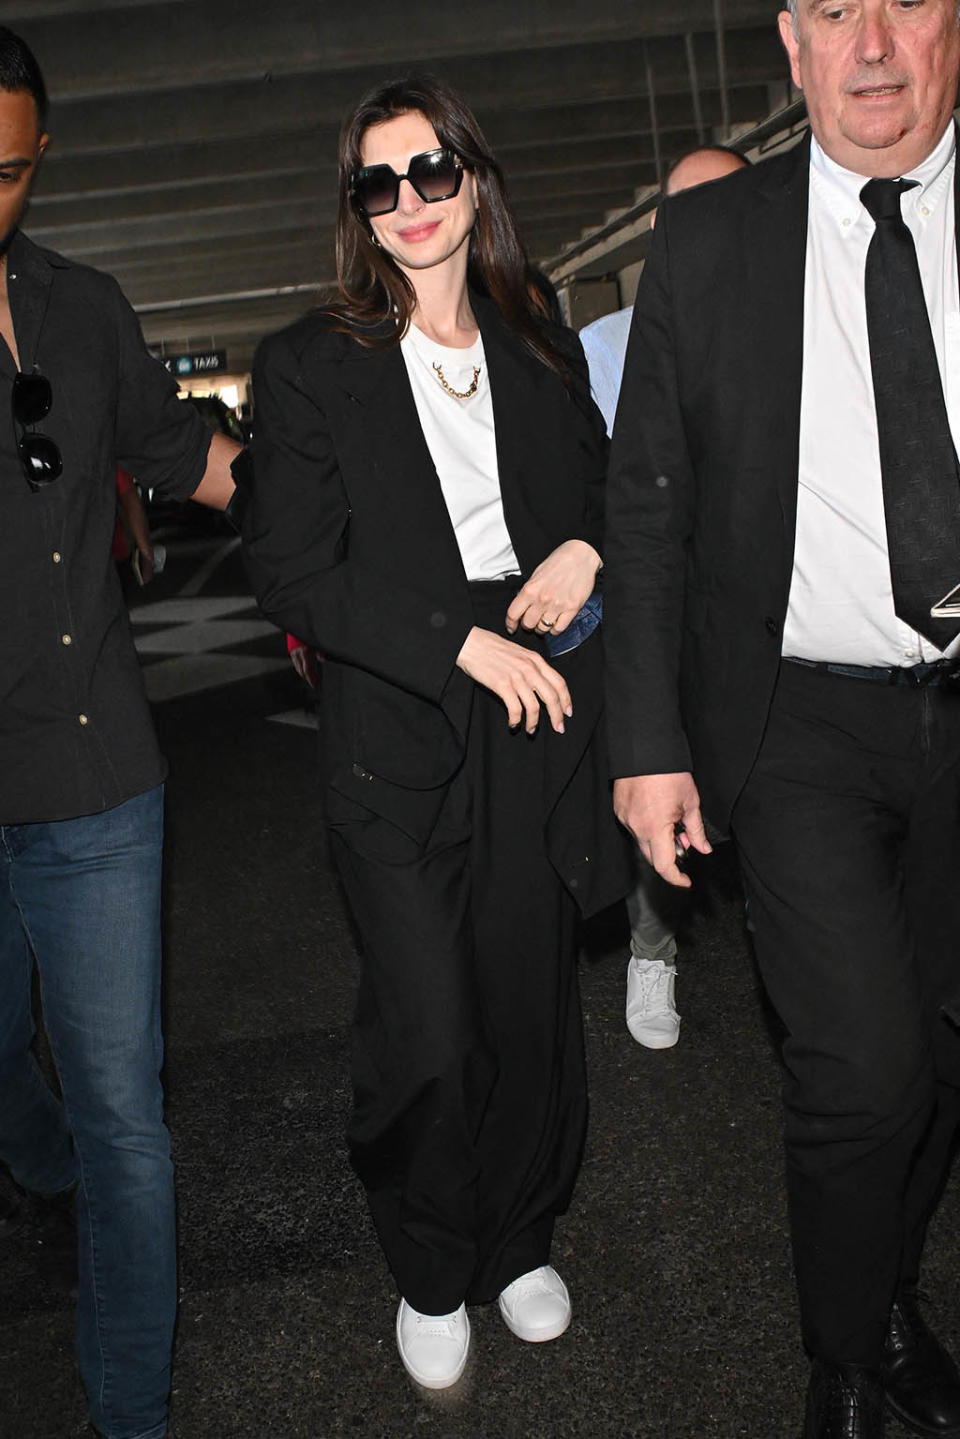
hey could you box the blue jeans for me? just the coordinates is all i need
[0,785,174,1439]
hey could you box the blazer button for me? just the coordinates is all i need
[764,616,780,637]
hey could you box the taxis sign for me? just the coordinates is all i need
[159,349,227,377]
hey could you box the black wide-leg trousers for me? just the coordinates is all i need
[731,659,960,1366]
[329,600,587,1316]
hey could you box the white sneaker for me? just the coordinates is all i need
[498,1265,571,1343]
[625,955,680,1048]
[395,1298,470,1389]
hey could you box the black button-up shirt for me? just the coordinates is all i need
[0,230,210,824]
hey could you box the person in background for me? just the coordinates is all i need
[239,73,631,1392]
[580,145,748,1050]
[0,28,238,1439]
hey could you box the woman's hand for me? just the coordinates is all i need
[505,539,602,638]
[456,627,572,734]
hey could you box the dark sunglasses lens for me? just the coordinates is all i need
[354,165,399,217]
[13,371,52,425]
[409,151,460,202]
[19,433,62,486]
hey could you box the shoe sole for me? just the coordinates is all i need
[626,1024,680,1049]
[498,1300,572,1344]
[396,1311,471,1390]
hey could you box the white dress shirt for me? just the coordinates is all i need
[400,322,520,582]
[579,305,634,437]
[784,123,960,665]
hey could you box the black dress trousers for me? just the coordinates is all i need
[328,582,597,1314]
[731,660,960,1365]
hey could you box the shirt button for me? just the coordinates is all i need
[52,551,61,563]
[78,713,88,725]
[842,217,851,227]
[921,206,930,217]
[62,633,72,645]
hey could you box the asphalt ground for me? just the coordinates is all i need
[1,520,956,1439]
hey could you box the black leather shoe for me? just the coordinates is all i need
[804,1359,884,1438]
[883,1292,960,1436]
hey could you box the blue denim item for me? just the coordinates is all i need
[544,590,603,657]
[0,785,173,1439]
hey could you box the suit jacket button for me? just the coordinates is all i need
[765,616,780,637]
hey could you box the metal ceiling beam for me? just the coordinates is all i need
[13,1,787,100]
[34,30,785,157]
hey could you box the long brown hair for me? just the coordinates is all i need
[327,74,570,379]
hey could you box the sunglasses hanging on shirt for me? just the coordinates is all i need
[13,368,62,491]
[350,147,464,218]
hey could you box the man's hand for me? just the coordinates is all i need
[505,539,601,637]
[456,627,572,734]
[613,772,712,888]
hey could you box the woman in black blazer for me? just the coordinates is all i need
[241,74,631,1390]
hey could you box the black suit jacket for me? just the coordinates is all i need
[242,294,631,914]
[604,131,960,835]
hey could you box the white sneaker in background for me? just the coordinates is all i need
[625,955,680,1048]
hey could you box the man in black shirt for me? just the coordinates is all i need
[0,29,237,1439]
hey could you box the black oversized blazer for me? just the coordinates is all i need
[604,129,960,837]
[241,293,631,916]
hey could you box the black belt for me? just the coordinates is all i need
[785,656,960,688]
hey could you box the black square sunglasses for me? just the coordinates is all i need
[350,147,463,218]
[13,368,62,490]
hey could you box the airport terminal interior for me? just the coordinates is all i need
[0,3,958,1436]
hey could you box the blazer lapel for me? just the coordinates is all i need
[474,296,555,566]
[745,134,810,543]
[332,328,470,580]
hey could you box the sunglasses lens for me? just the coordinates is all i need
[19,433,62,486]
[409,150,461,202]
[354,165,399,217]
[13,371,52,425]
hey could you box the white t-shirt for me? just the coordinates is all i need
[400,322,520,582]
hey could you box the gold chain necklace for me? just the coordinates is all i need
[432,360,480,400]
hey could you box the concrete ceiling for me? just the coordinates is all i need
[3,0,797,376]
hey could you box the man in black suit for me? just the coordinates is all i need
[605,2,960,1435]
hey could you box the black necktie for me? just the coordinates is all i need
[860,176,960,649]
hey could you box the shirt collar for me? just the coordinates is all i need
[810,122,956,234]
